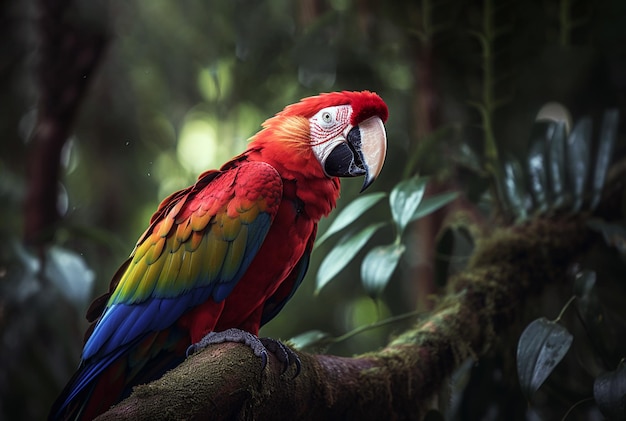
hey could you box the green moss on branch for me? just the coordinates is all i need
[95,214,595,421]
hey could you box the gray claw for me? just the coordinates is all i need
[187,328,301,376]
[260,337,302,377]
[187,328,268,367]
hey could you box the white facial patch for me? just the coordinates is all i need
[310,105,352,168]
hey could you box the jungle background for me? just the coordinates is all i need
[1,0,626,419]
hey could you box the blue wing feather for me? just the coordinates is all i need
[83,212,272,360]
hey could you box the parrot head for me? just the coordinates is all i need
[254,91,389,191]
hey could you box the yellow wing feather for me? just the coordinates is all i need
[105,161,282,307]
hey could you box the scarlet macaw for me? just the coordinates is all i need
[49,91,388,420]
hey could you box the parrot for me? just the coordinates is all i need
[48,90,388,420]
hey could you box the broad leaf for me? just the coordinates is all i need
[408,191,459,225]
[548,121,567,208]
[316,222,386,293]
[573,269,596,301]
[502,159,528,220]
[455,143,483,173]
[591,109,619,209]
[361,243,405,298]
[315,192,386,249]
[573,270,605,331]
[566,117,592,212]
[45,246,95,307]
[572,269,613,368]
[527,140,548,212]
[594,364,626,420]
[390,176,427,235]
[12,242,42,302]
[289,329,331,350]
[517,317,573,398]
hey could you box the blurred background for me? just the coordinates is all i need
[1,0,625,419]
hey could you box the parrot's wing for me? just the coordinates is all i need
[53,161,283,414]
[84,159,283,360]
[259,226,316,327]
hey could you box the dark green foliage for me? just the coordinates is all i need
[501,109,620,221]
[1,0,625,419]
[594,364,626,420]
[316,175,457,298]
[517,316,573,398]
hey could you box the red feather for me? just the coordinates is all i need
[49,91,387,420]
[279,90,388,125]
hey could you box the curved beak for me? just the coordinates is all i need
[323,116,387,191]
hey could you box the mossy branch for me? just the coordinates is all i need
[95,214,600,421]
[94,161,625,420]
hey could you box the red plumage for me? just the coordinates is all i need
[49,91,388,420]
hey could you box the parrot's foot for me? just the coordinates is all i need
[259,337,301,376]
[186,328,301,376]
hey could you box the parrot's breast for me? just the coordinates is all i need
[184,174,332,339]
[215,188,314,333]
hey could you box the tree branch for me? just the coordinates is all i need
[23,0,106,247]
[96,213,596,420]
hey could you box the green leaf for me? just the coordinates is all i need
[548,121,567,208]
[45,246,95,307]
[361,243,405,298]
[390,176,427,234]
[288,329,331,350]
[315,192,386,249]
[573,270,605,333]
[516,317,573,398]
[594,364,626,420]
[572,269,613,367]
[573,269,596,300]
[455,143,483,173]
[502,159,528,220]
[591,109,619,209]
[566,117,592,212]
[408,191,459,225]
[316,222,386,293]
[12,242,42,301]
[527,139,549,213]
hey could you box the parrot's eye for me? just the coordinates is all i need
[321,111,333,124]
